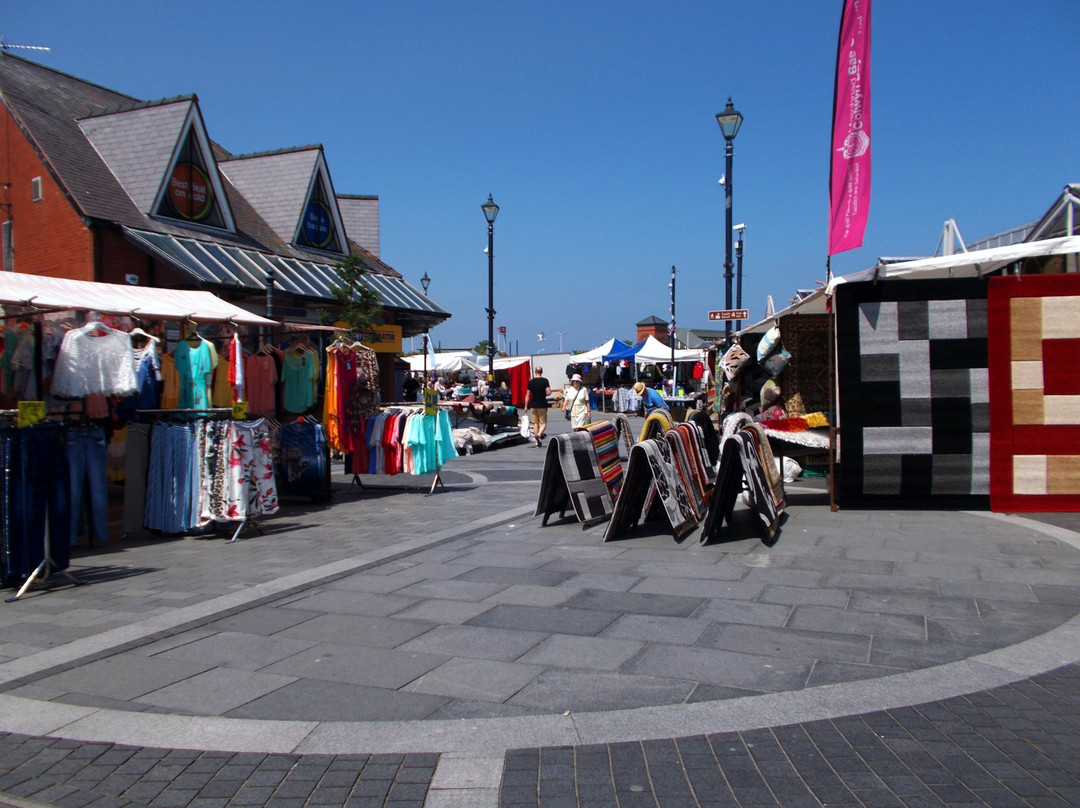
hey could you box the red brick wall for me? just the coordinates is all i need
[0,111,95,280]
[637,324,668,342]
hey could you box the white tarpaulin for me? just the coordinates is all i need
[633,335,703,363]
[405,353,483,373]
[827,235,1080,292]
[0,272,275,326]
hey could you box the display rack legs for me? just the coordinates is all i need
[427,472,445,496]
[5,557,83,603]
[229,519,265,543]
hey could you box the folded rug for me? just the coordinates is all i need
[665,428,707,520]
[535,431,613,527]
[687,409,720,467]
[604,437,698,542]
[585,420,623,503]
[639,409,675,443]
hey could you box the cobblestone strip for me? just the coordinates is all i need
[0,736,438,808]
[501,662,1080,807]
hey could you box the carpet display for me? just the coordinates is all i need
[988,273,1080,511]
[534,431,612,527]
[604,438,698,542]
[780,314,832,414]
[835,278,989,502]
[584,420,624,503]
[687,409,720,466]
[700,423,783,547]
[638,409,674,442]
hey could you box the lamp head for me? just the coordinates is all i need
[715,97,743,141]
[420,271,430,292]
[481,194,499,224]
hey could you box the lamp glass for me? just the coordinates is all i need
[481,194,499,223]
[421,272,430,292]
[715,98,743,141]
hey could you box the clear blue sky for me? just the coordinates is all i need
[6,1,1078,354]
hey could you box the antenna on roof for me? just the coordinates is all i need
[0,36,52,53]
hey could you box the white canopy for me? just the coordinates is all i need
[493,355,530,370]
[0,272,275,326]
[573,338,626,363]
[827,235,1080,293]
[634,335,703,363]
[404,353,483,373]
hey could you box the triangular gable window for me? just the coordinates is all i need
[295,164,345,254]
[152,111,233,231]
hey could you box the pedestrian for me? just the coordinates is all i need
[402,373,420,402]
[524,365,551,447]
[563,373,591,430]
[633,381,669,416]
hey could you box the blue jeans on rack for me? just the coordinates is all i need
[1,424,71,583]
[68,425,109,545]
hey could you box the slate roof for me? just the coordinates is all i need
[79,98,194,214]
[337,195,380,258]
[0,53,435,326]
[218,147,321,244]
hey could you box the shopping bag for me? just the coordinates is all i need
[519,411,531,437]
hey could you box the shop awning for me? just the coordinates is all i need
[634,335,703,363]
[573,338,632,363]
[121,228,447,317]
[0,271,276,325]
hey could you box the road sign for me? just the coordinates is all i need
[708,309,749,321]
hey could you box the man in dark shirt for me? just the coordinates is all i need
[524,366,551,447]
[402,374,420,402]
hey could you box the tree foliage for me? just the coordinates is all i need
[327,252,383,335]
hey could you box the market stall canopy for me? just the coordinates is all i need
[604,339,645,362]
[0,272,276,325]
[739,288,829,336]
[573,338,632,363]
[634,335,703,363]
[827,235,1080,292]
[405,353,483,373]
[493,355,531,370]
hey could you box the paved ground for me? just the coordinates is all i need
[1,413,1080,806]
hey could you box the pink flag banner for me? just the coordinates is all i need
[828,0,872,256]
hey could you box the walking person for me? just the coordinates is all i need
[524,365,551,447]
[563,373,591,430]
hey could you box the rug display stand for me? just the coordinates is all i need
[535,433,613,527]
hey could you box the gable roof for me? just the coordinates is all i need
[79,98,193,214]
[218,147,320,241]
[337,194,380,257]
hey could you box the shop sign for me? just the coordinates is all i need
[303,201,333,248]
[357,324,402,353]
[231,401,249,420]
[168,162,213,220]
[424,387,438,416]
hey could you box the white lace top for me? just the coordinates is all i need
[51,322,138,398]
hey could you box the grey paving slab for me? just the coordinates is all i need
[136,668,297,715]
[464,604,620,637]
[396,625,547,662]
[401,658,545,703]
[697,622,873,665]
[600,614,714,646]
[154,631,318,671]
[33,654,214,702]
[273,612,437,648]
[225,679,450,722]
[260,643,448,689]
[622,644,814,692]
[281,589,421,617]
[787,604,929,640]
[508,669,696,713]
[201,606,322,636]
[515,634,644,672]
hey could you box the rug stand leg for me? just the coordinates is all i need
[427,471,445,496]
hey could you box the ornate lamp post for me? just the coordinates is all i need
[716,97,743,346]
[481,194,499,386]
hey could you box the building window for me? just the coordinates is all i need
[31,177,42,202]
[2,221,12,271]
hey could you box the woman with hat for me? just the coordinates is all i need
[633,381,669,416]
[562,373,591,430]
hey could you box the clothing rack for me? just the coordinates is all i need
[349,405,447,496]
[0,411,84,602]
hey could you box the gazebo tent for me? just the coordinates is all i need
[633,335,703,363]
[573,338,632,363]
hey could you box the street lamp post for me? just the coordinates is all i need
[421,272,431,386]
[716,97,743,346]
[734,224,745,332]
[481,194,499,387]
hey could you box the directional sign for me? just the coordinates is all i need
[708,309,749,321]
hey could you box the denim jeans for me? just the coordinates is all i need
[145,423,196,534]
[0,424,71,583]
[68,425,109,545]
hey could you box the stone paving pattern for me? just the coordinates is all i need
[0,415,1079,806]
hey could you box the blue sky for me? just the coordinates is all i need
[6,1,1078,354]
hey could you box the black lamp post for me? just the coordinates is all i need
[716,97,743,346]
[421,272,431,387]
[481,194,499,386]
[734,224,745,332]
